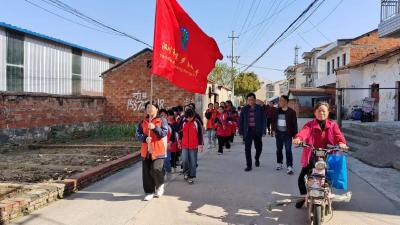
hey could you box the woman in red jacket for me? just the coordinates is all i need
[292,102,348,208]
[214,106,231,155]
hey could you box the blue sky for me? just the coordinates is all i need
[0,0,380,81]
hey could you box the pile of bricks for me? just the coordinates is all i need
[0,183,65,224]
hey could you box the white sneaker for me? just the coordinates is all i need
[287,166,294,175]
[144,194,154,201]
[276,164,283,171]
[155,184,164,197]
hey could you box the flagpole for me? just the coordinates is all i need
[147,0,159,157]
[147,73,154,156]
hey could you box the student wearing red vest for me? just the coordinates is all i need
[136,102,168,201]
[178,108,204,184]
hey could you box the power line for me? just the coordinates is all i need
[238,0,256,36]
[277,0,325,44]
[23,0,120,36]
[308,20,331,42]
[240,0,297,36]
[38,0,152,48]
[239,0,281,55]
[301,0,344,34]
[231,0,243,31]
[243,0,325,72]
[241,0,262,38]
[237,62,284,71]
[297,33,313,48]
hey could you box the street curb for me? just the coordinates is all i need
[59,152,142,194]
[0,152,142,225]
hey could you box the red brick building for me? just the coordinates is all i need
[102,48,197,124]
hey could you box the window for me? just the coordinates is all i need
[337,56,340,68]
[6,31,24,92]
[72,48,82,95]
[332,59,335,74]
[327,61,330,75]
[342,53,346,66]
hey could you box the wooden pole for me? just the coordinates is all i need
[147,73,154,156]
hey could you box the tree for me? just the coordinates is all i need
[208,62,236,89]
[234,72,261,99]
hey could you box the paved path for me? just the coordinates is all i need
[13,121,400,225]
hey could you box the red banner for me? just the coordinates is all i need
[152,0,223,94]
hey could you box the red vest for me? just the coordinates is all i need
[140,117,167,160]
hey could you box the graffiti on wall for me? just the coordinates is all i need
[127,91,194,111]
[127,91,165,111]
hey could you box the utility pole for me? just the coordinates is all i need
[227,30,239,104]
[294,45,300,66]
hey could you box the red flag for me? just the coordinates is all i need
[152,0,223,94]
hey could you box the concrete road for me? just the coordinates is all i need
[13,125,400,225]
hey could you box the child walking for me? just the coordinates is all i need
[136,102,168,201]
[178,108,204,184]
[205,103,217,149]
[214,106,231,155]
[167,109,180,173]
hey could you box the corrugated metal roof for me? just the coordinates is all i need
[0,21,123,61]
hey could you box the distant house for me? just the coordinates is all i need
[266,79,287,104]
[255,78,272,102]
[302,44,329,88]
[0,22,122,96]
[336,46,400,121]
[285,63,307,90]
[379,0,400,37]
[315,29,400,88]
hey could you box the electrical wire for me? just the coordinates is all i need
[243,0,326,72]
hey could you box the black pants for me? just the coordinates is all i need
[142,156,164,194]
[170,152,178,168]
[266,118,272,133]
[298,163,314,195]
[275,131,293,167]
[217,136,230,153]
[229,134,234,143]
[244,127,262,168]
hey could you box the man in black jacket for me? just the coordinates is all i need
[239,93,267,172]
[271,95,298,175]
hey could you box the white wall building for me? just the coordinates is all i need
[302,44,329,88]
[0,22,121,96]
[285,63,307,90]
[337,46,400,121]
[255,78,272,102]
[315,39,351,88]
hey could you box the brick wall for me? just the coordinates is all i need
[103,49,196,124]
[350,30,400,62]
[0,92,105,145]
[0,92,105,129]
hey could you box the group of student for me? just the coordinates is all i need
[204,100,240,155]
[136,102,210,201]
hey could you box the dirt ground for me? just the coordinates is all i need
[0,138,140,183]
